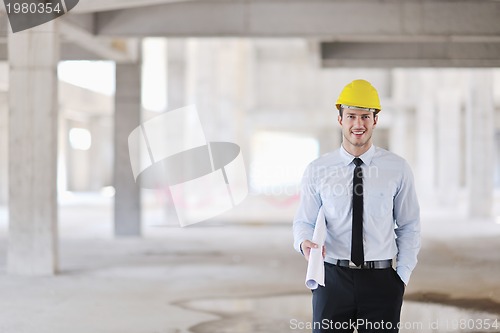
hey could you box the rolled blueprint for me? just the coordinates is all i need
[305,207,327,290]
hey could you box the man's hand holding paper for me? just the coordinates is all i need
[301,240,325,262]
[304,207,327,290]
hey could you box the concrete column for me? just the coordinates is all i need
[7,22,59,275]
[88,115,111,191]
[240,41,256,180]
[389,107,412,160]
[466,70,494,218]
[114,63,142,236]
[97,116,113,188]
[166,39,187,111]
[436,88,461,206]
[186,40,218,139]
[0,92,7,205]
[415,71,437,197]
[57,111,68,194]
[318,127,341,154]
[390,70,415,164]
[159,38,188,225]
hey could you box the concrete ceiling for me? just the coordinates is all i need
[2,0,500,67]
[0,0,193,14]
[88,0,500,38]
[74,0,500,67]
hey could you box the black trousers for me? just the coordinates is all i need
[312,263,405,333]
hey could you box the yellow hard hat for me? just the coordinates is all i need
[335,79,381,112]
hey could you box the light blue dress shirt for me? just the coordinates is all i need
[293,144,421,285]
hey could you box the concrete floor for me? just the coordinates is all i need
[0,196,499,333]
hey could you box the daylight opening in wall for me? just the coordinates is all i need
[69,128,92,151]
[250,131,319,195]
[142,38,167,112]
[58,61,115,95]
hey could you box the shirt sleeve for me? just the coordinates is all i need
[393,160,421,285]
[293,163,322,254]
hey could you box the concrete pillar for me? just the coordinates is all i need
[185,39,244,141]
[167,39,187,111]
[318,127,341,154]
[0,92,7,205]
[390,70,415,164]
[158,38,188,224]
[7,22,59,275]
[436,88,461,206]
[240,41,256,182]
[88,115,112,191]
[97,116,114,188]
[389,107,412,160]
[114,63,142,236]
[186,40,218,139]
[415,71,437,197]
[57,111,68,194]
[466,70,494,218]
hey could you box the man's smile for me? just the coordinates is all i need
[351,129,366,137]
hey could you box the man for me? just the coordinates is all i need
[293,79,420,333]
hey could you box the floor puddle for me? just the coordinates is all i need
[181,294,500,333]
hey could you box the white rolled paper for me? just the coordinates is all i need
[305,207,327,290]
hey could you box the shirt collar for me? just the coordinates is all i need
[340,144,376,166]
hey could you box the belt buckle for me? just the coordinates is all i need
[348,261,362,269]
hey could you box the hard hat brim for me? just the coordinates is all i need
[337,104,380,112]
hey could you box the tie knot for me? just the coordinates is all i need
[353,158,363,167]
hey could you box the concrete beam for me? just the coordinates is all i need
[321,41,500,67]
[0,14,137,62]
[0,39,486,66]
[61,13,96,34]
[0,0,192,14]
[71,0,193,14]
[93,0,500,38]
[60,42,111,61]
[59,20,139,63]
[0,40,136,61]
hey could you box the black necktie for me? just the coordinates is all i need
[351,157,364,266]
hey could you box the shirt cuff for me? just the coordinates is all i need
[396,266,411,286]
[294,238,307,255]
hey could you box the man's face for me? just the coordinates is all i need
[338,108,378,149]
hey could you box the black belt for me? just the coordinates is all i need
[333,259,392,269]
